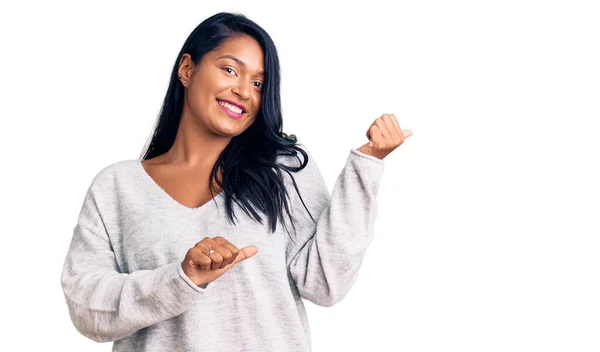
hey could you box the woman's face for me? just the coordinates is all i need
[179,35,265,137]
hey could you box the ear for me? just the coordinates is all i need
[177,54,194,86]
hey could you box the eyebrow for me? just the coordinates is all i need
[217,55,264,76]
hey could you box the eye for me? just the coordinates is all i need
[253,81,264,89]
[222,67,237,76]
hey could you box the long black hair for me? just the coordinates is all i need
[140,12,314,236]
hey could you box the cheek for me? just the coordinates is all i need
[252,94,262,112]
[186,93,208,119]
[188,84,216,112]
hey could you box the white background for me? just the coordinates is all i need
[1,0,599,351]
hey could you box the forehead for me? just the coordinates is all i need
[211,35,264,71]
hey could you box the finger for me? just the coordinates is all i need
[189,247,212,271]
[387,114,403,137]
[197,238,226,270]
[366,123,384,147]
[193,241,214,268]
[195,237,214,252]
[382,114,403,144]
[231,245,258,265]
[402,129,413,138]
[208,249,224,271]
[194,240,212,256]
[374,118,390,139]
[213,237,240,268]
[381,114,399,136]
[212,242,234,270]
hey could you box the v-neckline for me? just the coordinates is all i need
[137,159,224,213]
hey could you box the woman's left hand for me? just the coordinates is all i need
[356,114,413,160]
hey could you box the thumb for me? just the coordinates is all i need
[232,245,258,265]
[402,129,413,138]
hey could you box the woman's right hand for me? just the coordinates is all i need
[181,236,258,287]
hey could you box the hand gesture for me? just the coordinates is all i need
[356,114,413,160]
[182,236,258,286]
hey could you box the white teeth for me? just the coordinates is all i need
[219,100,243,114]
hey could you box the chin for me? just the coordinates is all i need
[213,124,241,137]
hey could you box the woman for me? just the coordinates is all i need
[61,12,412,352]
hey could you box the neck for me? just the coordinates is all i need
[162,110,231,169]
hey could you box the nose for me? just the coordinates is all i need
[231,80,251,100]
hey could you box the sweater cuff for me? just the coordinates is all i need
[347,148,385,195]
[350,148,385,164]
[177,261,212,293]
[349,148,384,174]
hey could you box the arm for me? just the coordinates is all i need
[286,148,384,307]
[60,181,207,342]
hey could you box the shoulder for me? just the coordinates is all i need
[86,159,141,193]
[75,159,141,225]
[276,143,317,168]
[276,143,322,178]
[276,143,329,196]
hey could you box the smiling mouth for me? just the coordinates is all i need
[217,99,245,113]
[217,99,245,119]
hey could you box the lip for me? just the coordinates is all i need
[217,99,246,113]
[217,99,244,119]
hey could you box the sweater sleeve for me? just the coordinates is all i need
[286,147,384,307]
[60,175,209,343]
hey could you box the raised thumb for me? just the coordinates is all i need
[233,245,258,264]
